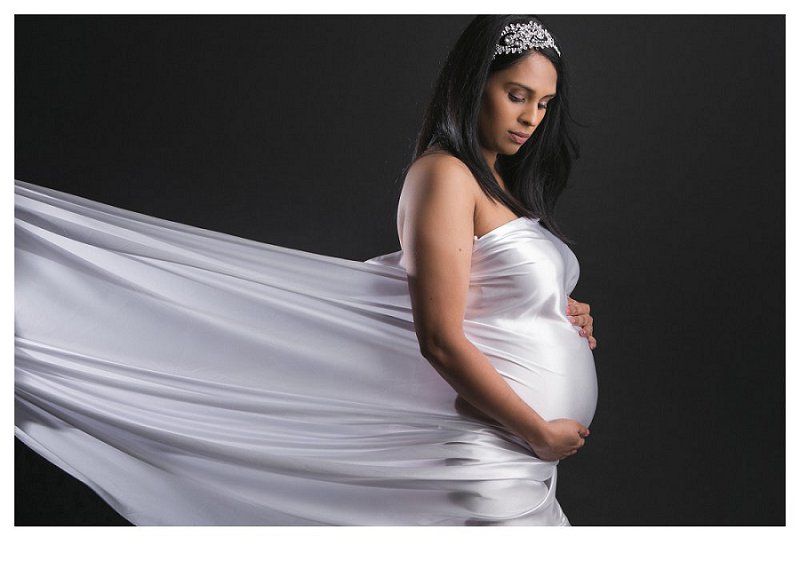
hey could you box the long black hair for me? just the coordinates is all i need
[411,15,580,244]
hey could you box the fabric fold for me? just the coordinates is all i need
[15,180,594,525]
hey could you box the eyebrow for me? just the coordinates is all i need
[505,82,557,98]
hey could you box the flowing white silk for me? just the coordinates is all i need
[14,180,597,526]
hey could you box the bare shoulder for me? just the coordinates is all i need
[403,152,477,197]
[398,152,480,237]
[397,152,480,249]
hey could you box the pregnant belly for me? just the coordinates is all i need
[466,320,598,427]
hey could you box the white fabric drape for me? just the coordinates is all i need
[15,180,596,525]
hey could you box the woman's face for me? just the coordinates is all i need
[478,51,558,160]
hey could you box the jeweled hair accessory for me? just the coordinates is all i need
[494,20,561,59]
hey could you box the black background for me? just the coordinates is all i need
[14,15,785,526]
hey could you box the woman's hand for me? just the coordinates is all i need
[567,296,596,350]
[528,419,590,461]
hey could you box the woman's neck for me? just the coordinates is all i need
[480,147,498,172]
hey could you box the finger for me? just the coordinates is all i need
[588,336,597,350]
[568,310,592,326]
[566,297,585,316]
[568,300,590,316]
[569,314,587,327]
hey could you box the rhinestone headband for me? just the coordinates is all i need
[493,21,561,59]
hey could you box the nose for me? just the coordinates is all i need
[519,103,544,129]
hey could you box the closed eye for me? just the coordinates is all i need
[509,93,552,109]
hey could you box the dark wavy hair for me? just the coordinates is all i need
[411,15,580,244]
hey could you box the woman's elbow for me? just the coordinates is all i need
[417,331,468,366]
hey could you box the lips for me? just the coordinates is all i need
[509,131,531,144]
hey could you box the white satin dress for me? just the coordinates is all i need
[14,180,597,526]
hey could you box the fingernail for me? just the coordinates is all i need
[579,329,585,336]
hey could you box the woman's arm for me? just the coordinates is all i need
[398,156,588,461]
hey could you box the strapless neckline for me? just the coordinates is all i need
[473,216,540,243]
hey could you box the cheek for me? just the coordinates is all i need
[480,95,504,135]
[478,102,494,142]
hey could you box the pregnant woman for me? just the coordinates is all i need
[15,15,598,525]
